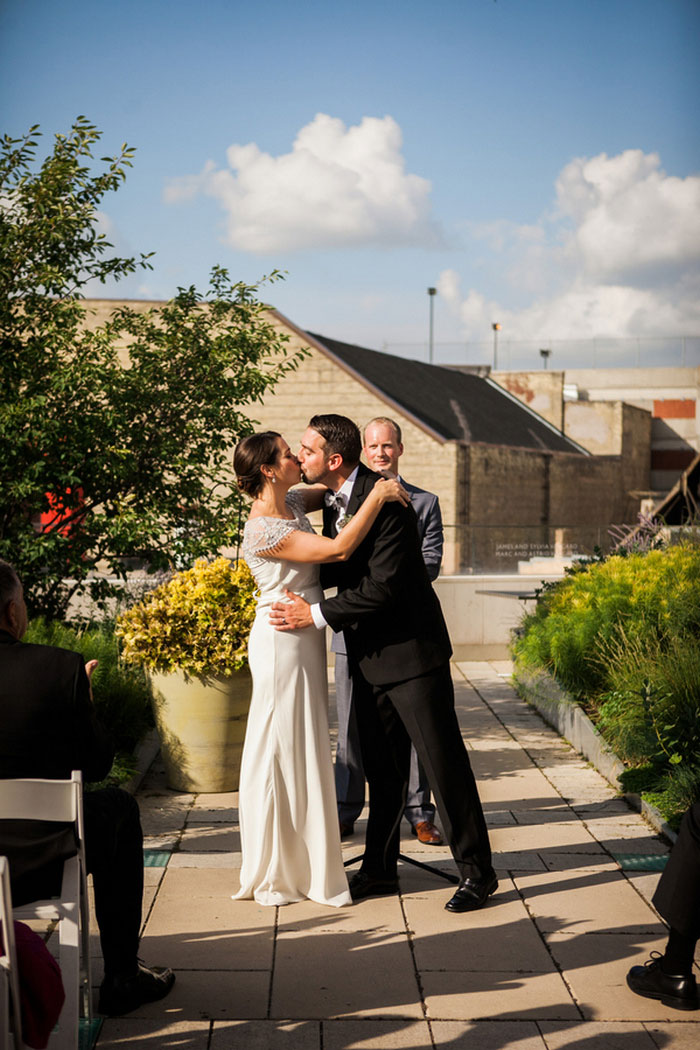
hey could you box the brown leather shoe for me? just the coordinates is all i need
[411,820,443,845]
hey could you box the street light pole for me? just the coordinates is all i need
[492,322,501,370]
[428,287,436,363]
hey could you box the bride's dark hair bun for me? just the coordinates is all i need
[234,432,281,497]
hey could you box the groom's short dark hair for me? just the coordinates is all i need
[309,414,361,466]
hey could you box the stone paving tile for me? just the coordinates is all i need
[210,1020,321,1049]
[545,932,673,1021]
[404,887,556,974]
[187,807,238,824]
[644,1022,700,1048]
[324,1019,433,1049]
[422,970,580,1021]
[471,750,538,775]
[475,771,563,807]
[155,867,242,900]
[194,791,240,808]
[489,822,604,855]
[112,969,270,1020]
[514,869,664,935]
[178,824,240,852]
[271,926,423,1019]
[143,835,179,851]
[540,853,619,873]
[512,809,578,825]
[493,852,549,872]
[276,894,403,933]
[431,1020,546,1049]
[170,851,240,868]
[144,893,274,969]
[486,810,520,826]
[97,1018,211,1047]
[538,1020,658,1048]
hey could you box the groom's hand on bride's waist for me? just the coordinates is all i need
[270,589,313,630]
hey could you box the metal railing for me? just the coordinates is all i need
[381,336,700,371]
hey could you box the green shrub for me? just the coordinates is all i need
[514,542,700,821]
[515,544,700,696]
[25,618,153,758]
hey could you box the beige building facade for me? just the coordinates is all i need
[83,300,654,574]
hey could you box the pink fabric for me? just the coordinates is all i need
[1,920,65,1049]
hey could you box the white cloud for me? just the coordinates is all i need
[165,113,441,253]
[443,150,700,341]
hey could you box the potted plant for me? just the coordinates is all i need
[117,557,257,792]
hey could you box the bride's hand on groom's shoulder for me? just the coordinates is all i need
[270,589,313,631]
[373,476,410,506]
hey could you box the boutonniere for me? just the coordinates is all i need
[336,512,354,531]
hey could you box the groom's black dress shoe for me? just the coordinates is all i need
[445,872,498,912]
[626,954,699,1011]
[349,872,399,901]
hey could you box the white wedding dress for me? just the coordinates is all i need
[233,490,351,907]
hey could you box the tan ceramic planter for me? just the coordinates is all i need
[150,669,252,792]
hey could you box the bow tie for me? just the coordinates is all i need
[324,490,346,511]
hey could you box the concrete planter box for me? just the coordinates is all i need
[513,664,677,843]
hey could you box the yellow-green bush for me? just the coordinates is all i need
[117,558,257,677]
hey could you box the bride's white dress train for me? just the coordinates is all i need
[233,491,351,907]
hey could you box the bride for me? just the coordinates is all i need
[232,431,408,907]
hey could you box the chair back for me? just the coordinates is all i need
[0,855,24,1050]
[0,771,90,1049]
[0,772,81,825]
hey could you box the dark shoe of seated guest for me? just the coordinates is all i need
[626,953,699,1011]
[445,872,498,912]
[349,871,399,901]
[411,820,443,845]
[98,961,176,1016]
[339,820,355,839]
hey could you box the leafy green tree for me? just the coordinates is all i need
[1,118,303,618]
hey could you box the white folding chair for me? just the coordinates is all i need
[0,856,23,1050]
[0,772,91,1049]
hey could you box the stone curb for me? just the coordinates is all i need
[513,665,677,844]
[121,728,160,796]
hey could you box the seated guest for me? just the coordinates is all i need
[627,802,700,1011]
[0,559,175,1016]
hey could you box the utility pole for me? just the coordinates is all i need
[428,287,436,363]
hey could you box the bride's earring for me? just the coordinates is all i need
[271,475,276,485]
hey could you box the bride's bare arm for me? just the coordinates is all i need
[291,484,328,513]
[261,478,409,564]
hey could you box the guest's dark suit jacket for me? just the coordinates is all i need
[0,629,114,899]
[319,464,451,685]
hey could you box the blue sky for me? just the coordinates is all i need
[2,0,699,366]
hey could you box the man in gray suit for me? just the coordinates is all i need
[333,416,444,845]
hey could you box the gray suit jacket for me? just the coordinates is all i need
[331,479,443,655]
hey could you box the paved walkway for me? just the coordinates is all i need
[93,661,699,1049]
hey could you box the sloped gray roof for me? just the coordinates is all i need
[308,333,587,454]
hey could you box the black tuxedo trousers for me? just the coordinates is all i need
[653,802,700,939]
[351,659,492,881]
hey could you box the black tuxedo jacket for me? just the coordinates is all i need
[0,629,114,782]
[0,629,114,899]
[319,464,451,685]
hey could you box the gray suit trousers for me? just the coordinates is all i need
[334,652,436,826]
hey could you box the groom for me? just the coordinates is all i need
[270,414,496,911]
